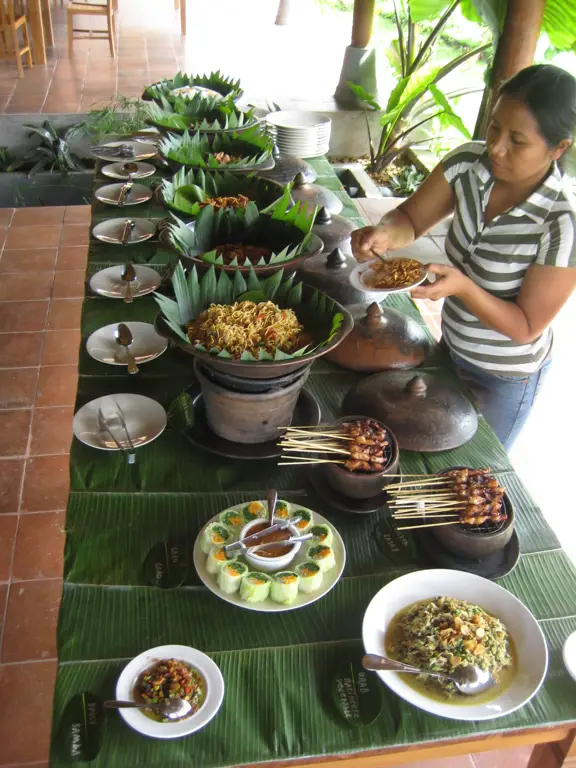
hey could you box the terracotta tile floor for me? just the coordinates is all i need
[0,205,535,766]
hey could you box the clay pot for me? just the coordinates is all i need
[196,363,309,444]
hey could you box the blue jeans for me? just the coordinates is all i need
[449,351,551,451]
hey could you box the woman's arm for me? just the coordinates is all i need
[412,263,576,344]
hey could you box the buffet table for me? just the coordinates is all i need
[50,157,576,767]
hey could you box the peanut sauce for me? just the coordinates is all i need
[249,522,292,558]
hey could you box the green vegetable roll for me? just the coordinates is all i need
[293,509,313,532]
[309,524,333,547]
[273,501,290,520]
[242,501,267,523]
[240,572,271,602]
[217,561,248,594]
[200,523,231,554]
[270,571,300,604]
[219,509,244,532]
[207,545,237,575]
[308,544,336,573]
[296,561,324,593]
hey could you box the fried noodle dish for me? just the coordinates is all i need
[186,300,307,358]
[387,597,512,698]
[212,152,242,165]
[198,194,250,211]
[364,257,423,289]
[211,243,273,265]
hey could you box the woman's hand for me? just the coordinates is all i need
[351,225,391,263]
[411,264,473,301]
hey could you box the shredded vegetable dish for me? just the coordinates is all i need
[135,659,206,722]
[386,597,512,698]
[198,194,250,210]
[211,243,273,265]
[186,300,307,358]
[364,257,423,289]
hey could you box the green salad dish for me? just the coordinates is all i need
[142,70,243,104]
[159,127,274,173]
[159,168,287,220]
[163,189,322,276]
[153,263,353,379]
[145,94,259,136]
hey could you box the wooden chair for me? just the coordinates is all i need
[0,0,33,77]
[67,0,115,58]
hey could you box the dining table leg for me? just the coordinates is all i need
[28,0,47,64]
[528,729,576,767]
[180,0,186,35]
[40,0,54,47]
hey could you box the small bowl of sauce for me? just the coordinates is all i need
[240,519,300,573]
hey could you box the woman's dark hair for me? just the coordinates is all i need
[498,64,576,147]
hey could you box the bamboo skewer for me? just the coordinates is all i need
[278,458,345,466]
[392,513,460,519]
[396,520,462,531]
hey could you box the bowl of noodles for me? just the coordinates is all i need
[154,264,354,379]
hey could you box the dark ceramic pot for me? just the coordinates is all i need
[195,360,310,394]
[195,362,309,444]
[323,415,400,499]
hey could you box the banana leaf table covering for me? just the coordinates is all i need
[49,156,576,767]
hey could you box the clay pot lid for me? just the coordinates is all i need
[297,247,369,304]
[342,370,478,451]
[312,206,355,251]
[291,173,343,215]
[257,147,317,185]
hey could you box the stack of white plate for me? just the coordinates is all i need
[265,111,331,158]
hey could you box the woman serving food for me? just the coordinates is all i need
[351,65,576,449]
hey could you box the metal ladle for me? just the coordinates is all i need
[104,697,192,720]
[362,654,495,696]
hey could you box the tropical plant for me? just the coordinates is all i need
[160,168,287,218]
[159,127,274,170]
[145,94,257,133]
[65,95,149,142]
[8,121,85,177]
[388,163,427,195]
[0,147,11,172]
[167,190,318,268]
[143,70,243,103]
[154,263,344,361]
[348,0,491,172]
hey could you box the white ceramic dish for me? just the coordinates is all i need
[92,218,156,245]
[266,111,331,130]
[362,569,548,721]
[95,183,153,207]
[86,321,168,367]
[101,161,156,180]
[563,630,576,683]
[193,504,345,613]
[91,140,158,162]
[115,644,224,739]
[240,519,300,573]
[89,265,162,299]
[72,393,167,451]
[349,259,428,296]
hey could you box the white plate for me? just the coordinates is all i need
[92,218,157,245]
[86,321,168,366]
[115,644,225,739]
[95,183,153,207]
[193,504,346,613]
[73,393,167,451]
[563,630,576,682]
[349,260,428,296]
[89,265,162,299]
[91,141,158,162]
[101,161,157,180]
[363,569,548,721]
[266,111,331,130]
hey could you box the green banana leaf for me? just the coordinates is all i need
[159,127,273,169]
[144,69,243,102]
[145,95,258,133]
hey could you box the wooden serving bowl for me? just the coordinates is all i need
[322,415,400,499]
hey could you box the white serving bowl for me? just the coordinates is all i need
[362,569,548,721]
[115,644,225,739]
[240,518,300,573]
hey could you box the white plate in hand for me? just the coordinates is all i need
[349,259,429,296]
[89,265,161,299]
[193,504,346,613]
[86,321,168,366]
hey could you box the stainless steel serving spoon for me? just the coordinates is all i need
[114,323,139,374]
[267,488,278,526]
[121,263,136,303]
[104,697,192,720]
[362,654,495,696]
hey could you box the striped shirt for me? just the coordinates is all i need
[440,141,576,376]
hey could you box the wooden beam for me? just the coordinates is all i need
[351,0,375,48]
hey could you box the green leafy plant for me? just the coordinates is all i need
[159,127,274,170]
[65,95,149,142]
[0,147,11,172]
[145,94,257,133]
[154,262,344,361]
[160,168,288,218]
[8,121,85,177]
[388,164,427,195]
[167,190,318,268]
[143,70,243,103]
[349,0,490,173]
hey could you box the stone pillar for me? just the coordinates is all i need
[275,0,292,26]
[335,0,378,106]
